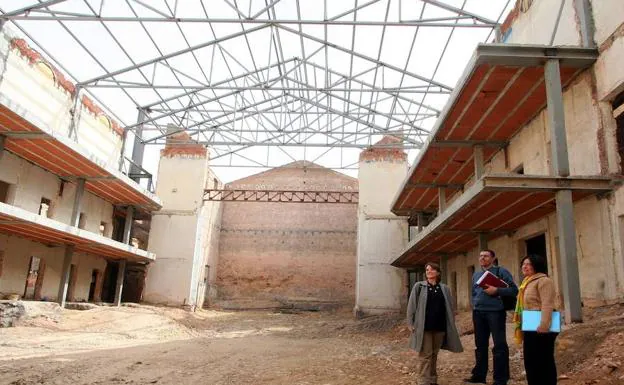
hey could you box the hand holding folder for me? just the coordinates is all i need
[521,310,562,333]
[476,270,509,288]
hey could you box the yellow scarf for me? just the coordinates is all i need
[512,274,542,344]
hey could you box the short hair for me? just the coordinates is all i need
[425,262,442,283]
[521,254,548,274]
[482,249,496,258]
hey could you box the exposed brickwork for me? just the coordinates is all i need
[500,1,521,38]
[216,162,358,305]
[359,136,407,163]
[9,38,123,137]
[160,131,207,158]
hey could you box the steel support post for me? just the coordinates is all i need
[130,110,146,182]
[473,145,484,179]
[438,188,446,215]
[440,254,448,283]
[122,206,134,244]
[0,135,5,161]
[113,259,126,307]
[478,233,488,251]
[57,245,74,308]
[574,0,595,48]
[70,178,85,227]
[417,212,425,233]
[545,59,582,323]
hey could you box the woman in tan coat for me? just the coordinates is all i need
[407,262,463,385]
[514,254,558,385]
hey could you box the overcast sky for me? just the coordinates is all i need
[0,0,514,184]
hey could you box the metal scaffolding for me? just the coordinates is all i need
[0,0,513,174]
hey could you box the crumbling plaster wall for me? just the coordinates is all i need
[216,163,357,306]
[0,31,123,170]
[503,0,580,46]
[143,151,210,307]
[0,233,106,301]
[0,151,114,233]
[443,2,624,309]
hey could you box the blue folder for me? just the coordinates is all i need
[521,310,562,333]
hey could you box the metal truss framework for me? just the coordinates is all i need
[204,189,358,204]
[0,0,513,172]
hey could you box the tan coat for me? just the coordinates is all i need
[523,273,556,330]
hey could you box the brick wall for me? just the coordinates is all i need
[216,161,357,306]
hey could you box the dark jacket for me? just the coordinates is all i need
[471,265,518,311]
[407,281,463,353]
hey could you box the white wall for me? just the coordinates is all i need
[0,151,114,231]
[504,0,580,46]
[356,158,409,315]
[0,30,123,170]
[0,233,106,301]
[144,153,222,307]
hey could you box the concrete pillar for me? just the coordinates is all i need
[113,259,127,307]
[417,212,425,232]
[0,135,5,161]
[440,254,448,283]
[574,0,595,48]
[130,109,146,182]
[70,178,85,227]
[473,145,484,179]
[143,132,211,306]
[545,59,582,323]
[57,245,74,308]
[355,136,408,316]
[478,233,488,251]
[122,206,134,244]
[438,188,446,215]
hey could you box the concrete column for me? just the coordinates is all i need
[555,190,582,322]
[545,60,570,177]
[70,178,86,227]
[440,254,448,283]
[122,206,134,244]
[545,59,582,323]
[473,145,484,179]
[417,212,425,232]
[478,233,488,251]
[574,0,595,48]
[57,245,74,308]
[130,110,146,182]
[0,135,5,162]
[438,188,446,215]
[113,259,127,307]
[118,129,128,172]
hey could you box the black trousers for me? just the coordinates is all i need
[471,310,509,384]
[523,331,558,385]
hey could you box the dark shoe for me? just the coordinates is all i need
[464,377,486,384]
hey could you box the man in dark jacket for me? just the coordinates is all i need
[465,249,518,385]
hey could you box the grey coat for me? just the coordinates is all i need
[406,281,463,353]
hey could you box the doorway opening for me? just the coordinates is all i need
[23,256,45,300]
[524,233,548,273]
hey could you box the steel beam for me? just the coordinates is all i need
[438,187,446,215]
[122,206,134,244]
[545,60,570,177]
[70,178,85,227]
[474,145,484,179]
[130,110,146,181]
[113,259,126,307]
[574,0,595,48]
[57,245,74,308]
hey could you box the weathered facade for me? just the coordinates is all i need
[0,29,160,306]
[214,161,357,309]
[390,0,624,320]
[143,131,222,309]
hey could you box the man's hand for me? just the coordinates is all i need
[536,325,549,334]
[483,284,498,296]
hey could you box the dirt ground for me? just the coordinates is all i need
[1,303,623,385]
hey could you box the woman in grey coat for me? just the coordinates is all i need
[407,262,463,385]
